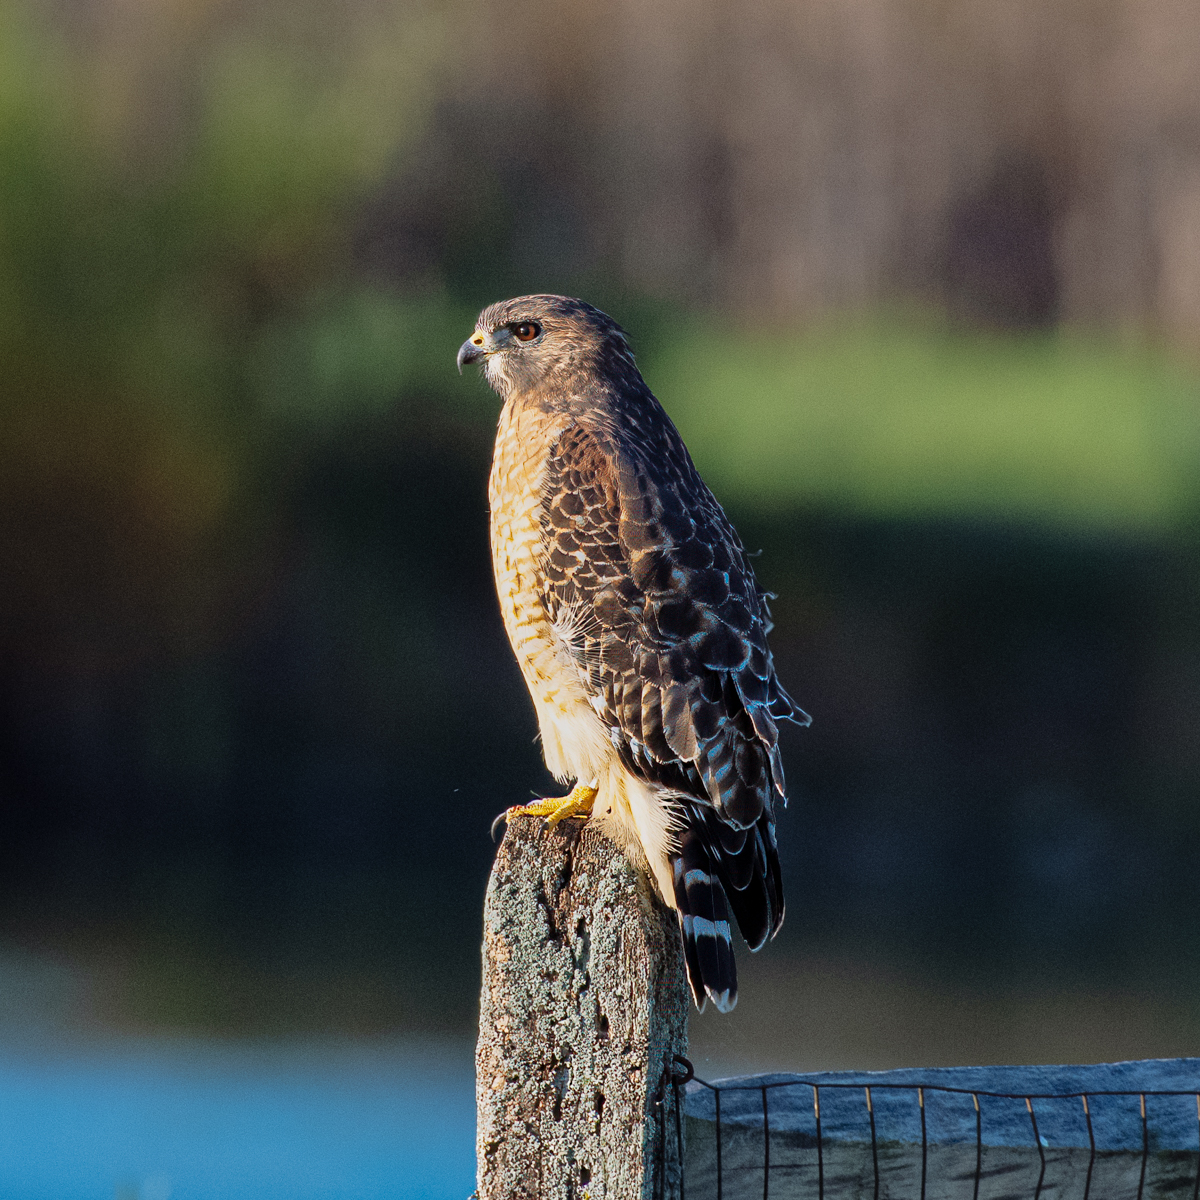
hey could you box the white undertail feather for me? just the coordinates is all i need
[593,760,683,909]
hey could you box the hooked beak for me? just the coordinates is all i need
[457,332,487,373]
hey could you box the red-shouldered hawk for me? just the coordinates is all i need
[458,296,809,1012]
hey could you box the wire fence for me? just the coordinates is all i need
[660,1056,1200,1200]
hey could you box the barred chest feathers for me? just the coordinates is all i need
[487,398,681,905]
[488,398,611,787]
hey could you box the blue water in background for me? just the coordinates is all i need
[0,1037,476,1200]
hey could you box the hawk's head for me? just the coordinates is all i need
[457,294,635,399]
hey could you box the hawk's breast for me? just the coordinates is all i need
[488,400,611,785]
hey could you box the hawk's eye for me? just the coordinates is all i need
[513,322,540,342]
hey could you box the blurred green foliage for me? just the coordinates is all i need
[0,0,440,399]
[3,0,1198,584]
[0,0,469,668]
[644,318,1200,535]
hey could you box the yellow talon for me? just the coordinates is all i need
[491,783,598,840]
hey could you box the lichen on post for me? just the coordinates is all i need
[476,818,689,1200]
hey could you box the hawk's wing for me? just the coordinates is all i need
[539,409,808,1004]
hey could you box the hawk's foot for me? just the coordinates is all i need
[490,782,598,841]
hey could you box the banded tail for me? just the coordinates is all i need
[671,803,785,1012]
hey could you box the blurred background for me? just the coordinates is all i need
[3,0,1200,1193]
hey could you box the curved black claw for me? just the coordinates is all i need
[490,809,511,843]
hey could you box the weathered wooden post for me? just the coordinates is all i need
[476,817,689,1200]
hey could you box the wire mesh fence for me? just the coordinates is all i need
[664,1057,1200,1200]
